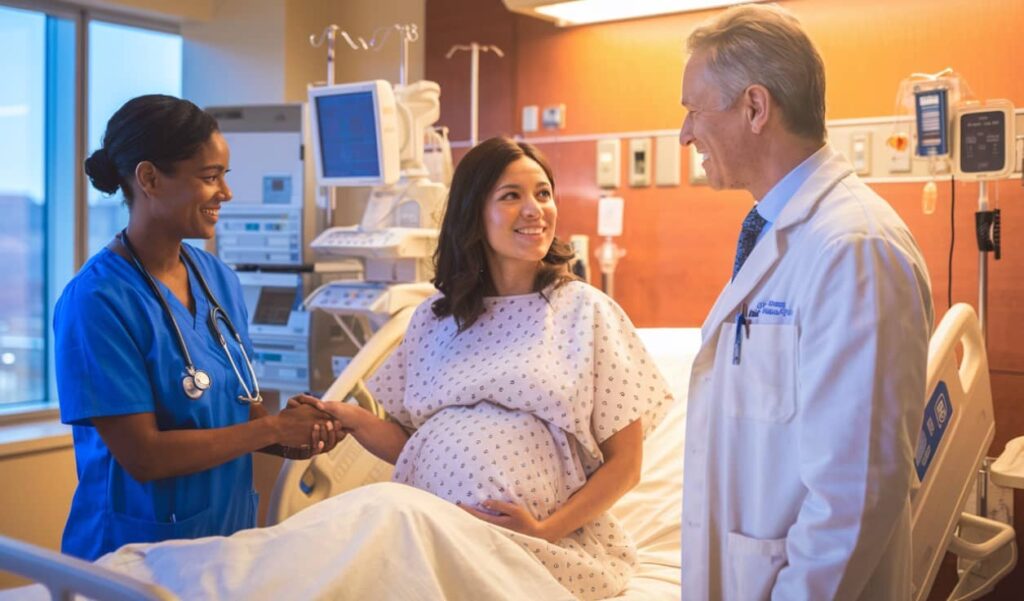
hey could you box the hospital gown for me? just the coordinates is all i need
[369,280,673,600]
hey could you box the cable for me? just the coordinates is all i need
[948,175,955,310]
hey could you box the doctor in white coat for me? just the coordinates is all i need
[678,5,934,600]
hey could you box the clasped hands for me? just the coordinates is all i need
[272,393,346,460]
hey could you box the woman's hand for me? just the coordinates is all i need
[274,401,337,452]
[288,395,365,434]
[459,500,554,542]
[285,394,345,454]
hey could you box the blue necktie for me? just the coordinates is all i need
[732,205,767,280]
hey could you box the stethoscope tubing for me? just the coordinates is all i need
[118,229,260,404]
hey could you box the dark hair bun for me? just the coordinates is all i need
[84,147,121,194]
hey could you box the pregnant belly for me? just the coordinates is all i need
[392,402,583,520]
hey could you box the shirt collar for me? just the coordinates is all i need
[755,144,832,224]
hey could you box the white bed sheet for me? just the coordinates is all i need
[611,327,699,600]
[0,327,700,601]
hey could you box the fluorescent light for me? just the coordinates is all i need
[510,0,758,26]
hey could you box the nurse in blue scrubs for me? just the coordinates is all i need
[54,95,339,561]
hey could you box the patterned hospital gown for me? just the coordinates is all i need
[368,280,673,599]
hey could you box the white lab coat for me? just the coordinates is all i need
[681,147,934,601]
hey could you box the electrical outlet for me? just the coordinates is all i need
[889,145,912,174]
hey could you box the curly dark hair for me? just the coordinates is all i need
[432,137,576,332]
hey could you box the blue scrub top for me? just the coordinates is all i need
[54,245,258,561]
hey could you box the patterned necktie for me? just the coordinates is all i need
[732,205,767,280]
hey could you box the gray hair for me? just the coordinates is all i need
[687,3,826,142]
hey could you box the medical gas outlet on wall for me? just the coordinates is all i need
[542,104,566,129]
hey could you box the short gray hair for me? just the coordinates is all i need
[687,4,826,142]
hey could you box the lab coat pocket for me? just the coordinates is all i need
[725,531,787,601]
[718,323,797,422]
[107,505,214,547]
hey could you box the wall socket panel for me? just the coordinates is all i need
[522,105,539,133]
[629,138,651,186]
[655,135,681,186]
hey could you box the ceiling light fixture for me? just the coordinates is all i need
[502,0,763,27]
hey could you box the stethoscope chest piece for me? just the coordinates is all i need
[182,368,212,400]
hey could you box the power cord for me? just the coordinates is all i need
[948,175,955,310]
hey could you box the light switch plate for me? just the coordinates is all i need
[655,135,680,186]
[522,105,538,133]
[850,131,871,175]
[596,138,621,189]
[597,196,624,237]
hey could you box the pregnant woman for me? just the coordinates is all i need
[306,137,673,599]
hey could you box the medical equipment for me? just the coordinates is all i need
[888,69,972,214]
[308,81,402,188]
[119,230,262,405]
[207,104,320,267]
[236,271,360,401]
[953,101,1015,181]
[953,100,1014,340]
[445,43,506,146]
[206,103,360,404]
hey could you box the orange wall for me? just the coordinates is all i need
[427,0,1024,596]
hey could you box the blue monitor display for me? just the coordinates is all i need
[315,91,381,179]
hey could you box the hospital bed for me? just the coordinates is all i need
[0,304,1021,599]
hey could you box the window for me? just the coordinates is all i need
[0,5,47,409]
[87,20,182,255]
[0,3,181,415]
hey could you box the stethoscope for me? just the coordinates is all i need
[119,229,262,405]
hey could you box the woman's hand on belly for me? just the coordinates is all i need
[459,499,554,543]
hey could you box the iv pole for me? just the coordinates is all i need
[445,43,505,146]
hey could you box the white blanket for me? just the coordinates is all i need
[98,482,576,601]
[1,327,698,601]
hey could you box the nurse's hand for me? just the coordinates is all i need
[458,500,553,542]
[274,401,336,452]
[286,394,344,455]
[288,396,363,433]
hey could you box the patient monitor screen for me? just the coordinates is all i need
[315,92,381,179]
[253,286,296,326]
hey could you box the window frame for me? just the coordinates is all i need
[0,0,181,420]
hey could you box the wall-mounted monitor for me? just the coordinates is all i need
[308,80,401,187]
